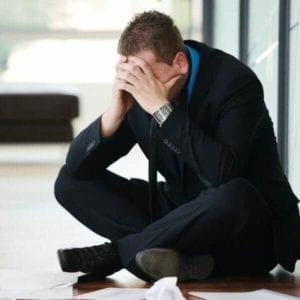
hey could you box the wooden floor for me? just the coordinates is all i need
[74,264,300,298]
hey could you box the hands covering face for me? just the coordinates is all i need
[115,56,183,115]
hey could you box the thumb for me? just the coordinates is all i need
[165,74,183,90]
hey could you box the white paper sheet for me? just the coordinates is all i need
[144,277,185,300]
[0,270,78,290]
[76,277,186,300]
[189,289,300,300]
[0,286,73,299]
[75,288,147,300]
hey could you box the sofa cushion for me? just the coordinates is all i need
[0,121,73,142]
[0,93,79,120]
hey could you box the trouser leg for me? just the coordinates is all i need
[54,165,150,240]
[55,168,276,277]
[117,177,276,276]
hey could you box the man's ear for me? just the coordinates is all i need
[173,52,189,75]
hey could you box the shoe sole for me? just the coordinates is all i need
[135,248,214,282]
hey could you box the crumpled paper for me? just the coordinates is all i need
[145,277,185,300]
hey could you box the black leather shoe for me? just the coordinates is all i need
[135,248,214,282]
[57,242,122,278]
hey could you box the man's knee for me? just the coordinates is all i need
[215,177,263,206]
[204,177,266,225]
[225,177,258,193]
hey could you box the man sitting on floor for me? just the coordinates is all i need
[54,10,300,281]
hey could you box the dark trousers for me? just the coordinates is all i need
[54,166,276,277]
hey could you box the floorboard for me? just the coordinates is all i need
[74,265,300,298]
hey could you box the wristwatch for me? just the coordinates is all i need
[152,102,174,126]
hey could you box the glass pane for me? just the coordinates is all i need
[0,39,119,83]
[213,0,240,58]
[0,0,189,32]
[288,0,300,199]
[247,0,279,135]
[0,0,192,132]
[0,0,190,83]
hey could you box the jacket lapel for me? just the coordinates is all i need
[184,41,216,122]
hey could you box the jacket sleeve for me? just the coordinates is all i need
[154,76,265,187]
[65,115,136,179]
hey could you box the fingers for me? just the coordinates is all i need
[118,61,144,79]
[119,56,127,63]
[115,56,141,87]
[116,57,154,88]
[128,56,154,77]
[115,56,127,71]
[116,79,135,95]
[165,74,183,90]
[116,68,138,86]
[116,56,155,83]
[115,56,148,87]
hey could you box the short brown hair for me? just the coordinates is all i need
[118,10,186,65]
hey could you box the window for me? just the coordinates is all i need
[0,0,190,84]
[0,0,191,132]
[247,0,280,135]
[288,0,300,198]
[212,0,240,58]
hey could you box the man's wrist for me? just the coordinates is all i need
[101,108,125,137]
[152,102,174,126]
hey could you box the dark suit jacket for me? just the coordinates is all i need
[65,40,300,272]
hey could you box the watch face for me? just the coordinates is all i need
[153,103,173,125]
[154,110,164,122]
[161,106,169,114]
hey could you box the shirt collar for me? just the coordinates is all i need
[184,44,201,102]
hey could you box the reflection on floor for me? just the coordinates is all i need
[0,163,105,270]
[0,144,148,270]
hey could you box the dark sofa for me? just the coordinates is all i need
[0,92,79,143]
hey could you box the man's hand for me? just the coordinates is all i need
[116,56,182,114]
[101,56,135,137]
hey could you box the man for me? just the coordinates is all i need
[55,11,300,282]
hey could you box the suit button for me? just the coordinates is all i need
[163,138,169,145]
[86,140,96,152]
[172,145,179,153]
